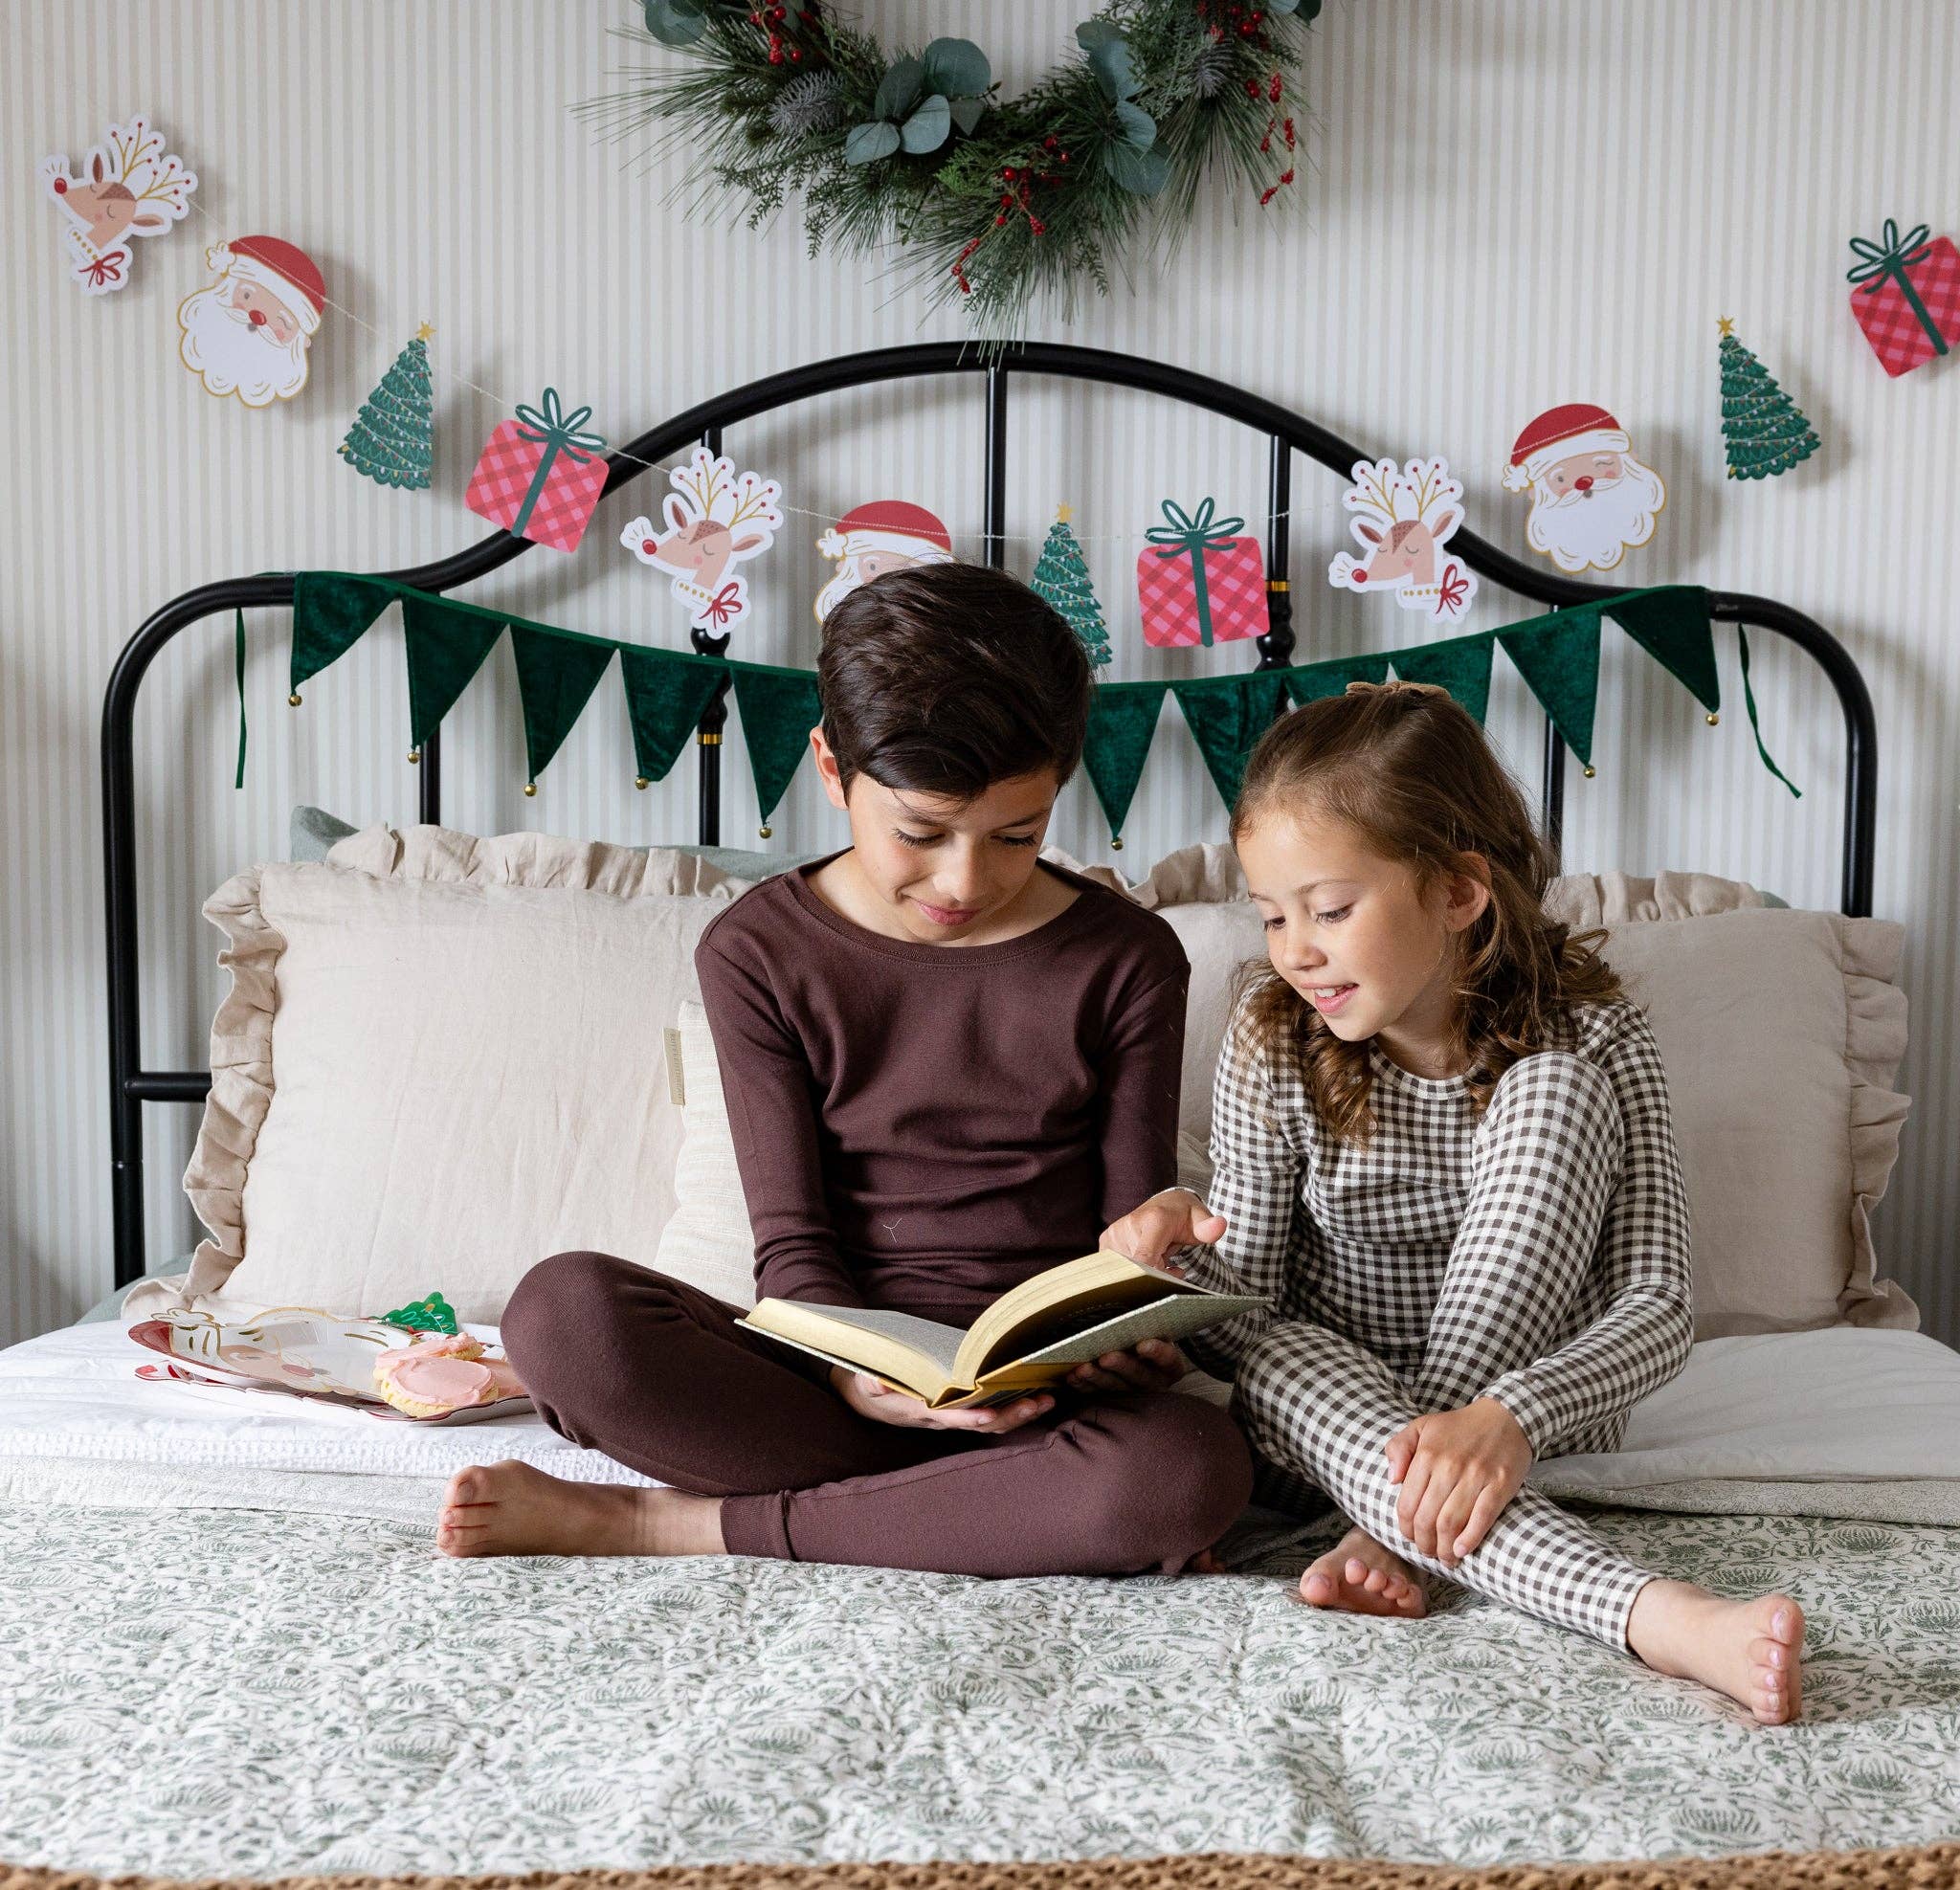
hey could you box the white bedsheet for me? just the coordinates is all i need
[0,1319,655,1485]
[0,1320,1956,1519]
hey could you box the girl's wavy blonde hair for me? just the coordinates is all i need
[1231,681,1622,1145]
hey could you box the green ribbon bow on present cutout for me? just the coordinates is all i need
[1847,218,1949,356]
[1146,497,1246,648]
[506,388,609,539]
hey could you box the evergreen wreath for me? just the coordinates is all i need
[579,0,1321,331]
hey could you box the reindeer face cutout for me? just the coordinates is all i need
[1328,459,1478,621]
[41,117,197,295]
[622,446,784,632]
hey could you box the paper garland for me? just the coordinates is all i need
[281,575,1790,839]
[1327,458,1477,621]
[40,117,197,295]
[1846,218,1960,377]
[177,235,327,407]
[621,446,784,630]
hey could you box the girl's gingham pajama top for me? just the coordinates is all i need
[1182,996,1695,1650]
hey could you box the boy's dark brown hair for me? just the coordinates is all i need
[1231,681,1624,1145]
[817,564,1090,799]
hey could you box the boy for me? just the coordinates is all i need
[437,565,1252,1575]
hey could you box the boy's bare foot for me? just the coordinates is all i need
[1626,1579,1805,1724]
[1296,1524,1428,1617]
[435,1460,724,1560]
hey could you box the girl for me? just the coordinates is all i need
[1103,681,1805,1723]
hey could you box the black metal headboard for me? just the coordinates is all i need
[100,341,1880,1290]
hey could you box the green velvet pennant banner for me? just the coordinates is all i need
[508,626,616,783]
[618,647,725,787]
[401,593,505,750]
[1283,651,1392,707]
[1082,683,1169,839]
[1389,634,1496,723]
[1606,587,1720,713]
[1170,671,1290,812]
[290,572,395,694]
[730,665,823,826]
[1498,607,1602,768]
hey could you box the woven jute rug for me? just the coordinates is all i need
[5,1847,1958,1890]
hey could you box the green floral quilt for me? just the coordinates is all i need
[2,1502,1957,1877]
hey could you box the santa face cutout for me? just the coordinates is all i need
[178,236,326,407]
[1503,405,1666,574]
[814,500,956,622]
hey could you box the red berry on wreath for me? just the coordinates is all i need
[1245,78,1259,96]
[994,214,1007,226]
[790,45,802,58]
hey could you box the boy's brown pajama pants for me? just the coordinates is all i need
[501,1249,1254,1577]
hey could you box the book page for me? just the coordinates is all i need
[777,1305,969,1378]
[1007,1291,1268,1368]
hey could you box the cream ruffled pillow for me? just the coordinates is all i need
[128,826,763,1326]
[1100,850,1913,1340]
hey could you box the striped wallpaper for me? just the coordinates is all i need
[3,1,1955,1348]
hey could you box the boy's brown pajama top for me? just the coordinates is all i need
[503,858,1255,1576]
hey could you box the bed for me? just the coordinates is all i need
[7,345,1957,1887]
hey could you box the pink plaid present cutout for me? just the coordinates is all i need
[1847,221,1960,378]
[1136,499,1269,648]
[465,389,610,553]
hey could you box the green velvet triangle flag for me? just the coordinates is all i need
[509,627,616,784]
[401,593,504,750]
[1390,633,1495,723]
[1606,587,1720,714]
[1170,671,1290,812]
[619,647,725,787]
[290,572,395,694]
[730,665,822,827]
[1498,607,1602,769]
[1082,682,1168,839]
[1284,651,1392,707]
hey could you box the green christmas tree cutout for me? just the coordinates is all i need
[1718,319,1819,480]
[341,323,434,490]
[1031,506,1111,670]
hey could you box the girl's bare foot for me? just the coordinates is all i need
[435,1460,724,1560]
[1296,1524,1428,1618]
[1626,1580,1805,1724]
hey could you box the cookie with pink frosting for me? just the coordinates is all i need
[371,1332,525,1418]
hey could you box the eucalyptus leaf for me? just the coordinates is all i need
[873,56,924,122]
[921,36,991,99]
[1102,138,1170,196]
[1084,34,1139,102]
[900,94,951,153]
[949,95,988,135]
[1075,19,1124,50]
[1113,100,1155,148]
[641,0,706,46]
[843,121,902,166]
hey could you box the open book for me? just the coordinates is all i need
[738,1251,1263,1409]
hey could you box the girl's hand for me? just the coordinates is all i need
[831,1366,1054,1434]
[1068,1337,1189,1395]
[1100,1188,1228,1272]
[1384,1397,1533,1567]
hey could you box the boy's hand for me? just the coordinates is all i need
[831,1366,1054,1434]
[1100,1188,1227,1272]
[1068,1337,1189,1395]
[1384,1397,1533,1567]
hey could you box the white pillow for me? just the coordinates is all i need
[655,1001,757,1308]
[129,826,758,1325]
[1092,852,1914,1342]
